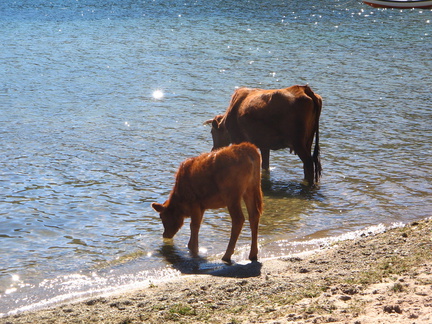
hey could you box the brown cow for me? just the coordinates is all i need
[151,142,263,263]
[205,85,322,186]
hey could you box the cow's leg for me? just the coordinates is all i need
[243,192,261,261]
[223,201,245,263]
[188,208,204,256]
[297,148,314,185]
[260,148,270,171]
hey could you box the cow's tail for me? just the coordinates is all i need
[305,85,322,183]
[313,121,322,183]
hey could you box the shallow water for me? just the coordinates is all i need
[1,0,431,315]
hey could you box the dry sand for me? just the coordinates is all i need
[1,218,431,324]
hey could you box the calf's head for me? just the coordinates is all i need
[151,202,184,238]
[204,115,231,150]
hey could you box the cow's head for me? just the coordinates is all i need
[151,202,185,238]
[204,115,231,150]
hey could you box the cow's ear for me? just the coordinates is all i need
[212,119,219,129]
[151,202,165,213]
[203,119,213,126]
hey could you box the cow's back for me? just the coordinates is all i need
[224,86,317,151]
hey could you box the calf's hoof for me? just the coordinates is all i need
[249,255,258,262]
[222,255,233,264]
[187,242,199,257]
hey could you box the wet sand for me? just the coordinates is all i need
[2,218,431,324]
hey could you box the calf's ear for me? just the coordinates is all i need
[151,202,165,213]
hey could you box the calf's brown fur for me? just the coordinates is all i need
[152,143,263,262]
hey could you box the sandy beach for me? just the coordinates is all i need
[2,218,431,324]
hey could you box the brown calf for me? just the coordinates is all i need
[151,142,263,263]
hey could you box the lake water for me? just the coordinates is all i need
[1,0,431,316]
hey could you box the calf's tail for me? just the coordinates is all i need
[251,147,263,215]
[254,174,263,216]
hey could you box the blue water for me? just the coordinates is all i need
[1,0,431,316]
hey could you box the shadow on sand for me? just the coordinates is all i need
[159,243,262,278]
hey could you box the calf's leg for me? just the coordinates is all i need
[243,185,262,261]
[243,198,260,261]
[222,201,245,263]
[188,209,204,256]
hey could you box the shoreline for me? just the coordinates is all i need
[2,218,431,324]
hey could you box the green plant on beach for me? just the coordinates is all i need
[346,300,368,317]
[346,235,432,287]
[119,319,133,324]
[169,303,196,316]
[391,282,404,293]
[228,318,242,324]
[151,303,166,311]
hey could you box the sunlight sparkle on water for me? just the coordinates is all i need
[152,90,164,100]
